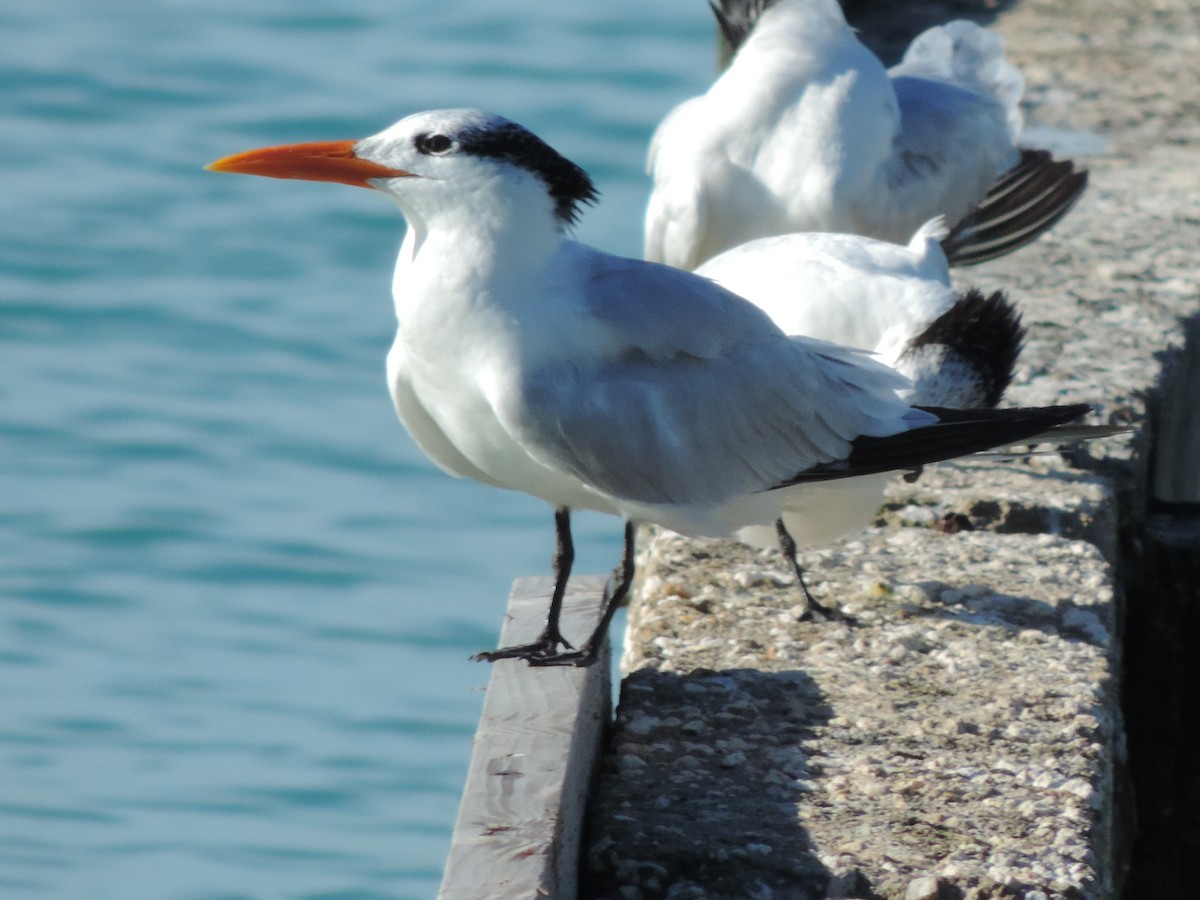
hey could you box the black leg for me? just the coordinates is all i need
[775,518,851,623]
[540,506,575,649]
[473,507,576,662]
[527,520,636,668]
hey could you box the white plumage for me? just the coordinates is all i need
[208,109,1088,664]
[646,0,1084,270]
[694,218,1024,550]
[695,217,1024,407]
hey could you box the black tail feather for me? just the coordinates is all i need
[775,404,1093,487]
[942,149,1088,267]
[899,288,1026,407]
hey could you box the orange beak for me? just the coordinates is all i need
[205,140,411,188]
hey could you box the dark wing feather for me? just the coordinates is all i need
[773,403,1094,487]
[942,149,1088,266]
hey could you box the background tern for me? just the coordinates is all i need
[209,108,1099,666]
[694,219,1025,585]
[697,217,1024,410]
[644,0,1088,270]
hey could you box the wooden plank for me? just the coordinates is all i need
[437,575,611,900]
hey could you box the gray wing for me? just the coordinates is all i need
[512,251,922,507]
[868,76,1018,232]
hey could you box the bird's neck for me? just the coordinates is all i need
[709,0,893,232]
[390,194,564,331]
[709,0,862,147]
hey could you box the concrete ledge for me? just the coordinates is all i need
[584,529,1119,899]
[878,458,1119,562]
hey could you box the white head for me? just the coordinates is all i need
[208,108,598,233]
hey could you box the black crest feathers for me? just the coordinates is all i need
[458,121,599,227]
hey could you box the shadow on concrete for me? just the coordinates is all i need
[1120,314,1200,897]
[902,583,1112,648]
[581,666,875,898]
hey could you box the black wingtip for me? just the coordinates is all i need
[775,403,1094,487]
[942,149,1089,267]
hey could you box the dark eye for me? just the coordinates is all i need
[416,133,454,155]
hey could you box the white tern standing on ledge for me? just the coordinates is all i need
[208,108,1098,666]
[693,219,1025,582]
[645,0,1087,270]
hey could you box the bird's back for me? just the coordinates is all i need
[695,226,956,363]
[645,0,899,268]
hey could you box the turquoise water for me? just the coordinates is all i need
[0,1,713,896]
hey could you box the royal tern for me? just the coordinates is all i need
[645,0,1087,270]
[695,218,1024,608]
[209,108,1096,666]
[697,218,1024,410]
